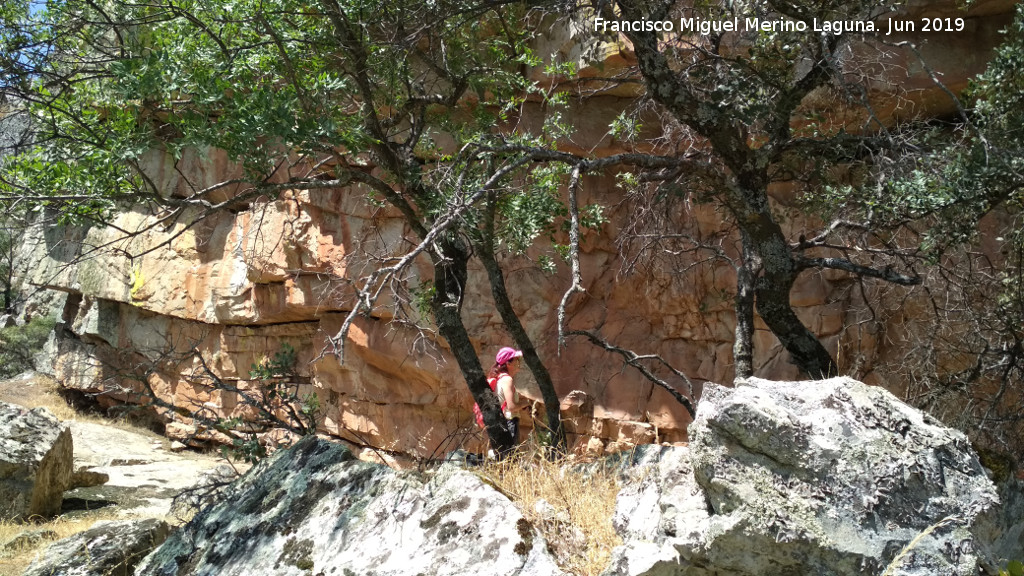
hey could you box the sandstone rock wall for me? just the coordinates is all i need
[17,3,1017,459]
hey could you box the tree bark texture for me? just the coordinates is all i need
[429,234,514,453]
[733,234,756,379]
[476,227,566,453]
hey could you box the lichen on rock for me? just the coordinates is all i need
[604,377,1005,576]
[0,401,73,520]
[136,435,566,576]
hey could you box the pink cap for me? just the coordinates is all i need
[495,347,523,365]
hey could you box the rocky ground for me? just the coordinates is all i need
[65,419,240,518]
[0,373,232,573]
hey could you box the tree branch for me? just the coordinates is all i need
[797,256,921,285]
[567,329,696,418]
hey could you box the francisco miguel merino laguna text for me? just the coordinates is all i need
[593,16,967,36]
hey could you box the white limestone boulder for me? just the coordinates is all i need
[604,377,1004,576]
[136,435,565,576]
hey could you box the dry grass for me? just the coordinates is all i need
[0,374,166,441]
[477,453,622,576]
[0,374,80,421]
[0,511,134,575]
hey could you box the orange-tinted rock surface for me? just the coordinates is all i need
[21,5,1015,458]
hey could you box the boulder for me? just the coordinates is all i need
[603,445,712,576]
[69,467,109,490]
[137,435,565,576]
[0,528,58,558]
[0,401,73,519]
[604,377,1003,576]
[991,478,1024,566]
[22,518,170,576]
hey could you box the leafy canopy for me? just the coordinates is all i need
[0,0,574,251]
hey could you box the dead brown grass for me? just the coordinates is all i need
[477,453,622,576]
[0,374,79,421]
[0,511,132,575]
[0,374,166,442]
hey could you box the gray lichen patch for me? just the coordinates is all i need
[135,437,566,575]
[277,537,315,572]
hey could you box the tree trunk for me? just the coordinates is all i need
[430,234,514,454]
[733,234,756,379]
[476,210,566,454]
[754,272,839,378]
[621,17,838,380]
[735,186,839,379]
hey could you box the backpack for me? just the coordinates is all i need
[473,376,506,428]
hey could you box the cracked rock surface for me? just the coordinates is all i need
[22,518,170,576]
[0,402,73,520]
[137,435,566,576]
[605,377,1005,576]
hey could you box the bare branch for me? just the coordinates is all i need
[567,329,696,418]
[320,151,537,362]
[557,164,584,352]
[797,256,921,285]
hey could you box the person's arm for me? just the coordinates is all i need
[498,375,518,418]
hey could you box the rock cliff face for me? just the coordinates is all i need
[17,3,1018,458]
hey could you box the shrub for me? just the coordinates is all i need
[0,315,55,378]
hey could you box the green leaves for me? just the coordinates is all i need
[249,343,299,381]
[0,315,56,378]
[1001,560,1024,576]
[1,0,552,228]
[497,163,567,254]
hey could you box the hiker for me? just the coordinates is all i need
[473,346,523,457]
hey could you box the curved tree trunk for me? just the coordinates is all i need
[754,274,839,378]
[430,234,514,454]
[734,186,839,379]
[475,200,566,453]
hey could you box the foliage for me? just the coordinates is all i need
[0,0,544,217]
[0,315,55,378]
[217,343,319,463]
[872,6,1024,455]
[1001,560,1024,576]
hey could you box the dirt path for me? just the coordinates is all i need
[0,373,247,574]
[66,420,236,519]
[0,373,233,519]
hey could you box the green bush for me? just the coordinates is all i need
[1002,560,1024,576]
[0,315,55,378]
[216,343,320,463]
